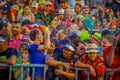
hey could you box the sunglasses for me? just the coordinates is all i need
[84,7,89,9]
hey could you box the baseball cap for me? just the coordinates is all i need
[69,30,81,37]
[58,8,65,14]
[60,0,68,3]
[46,1,52,5]
[31,2,39,9]
[2,4,10,11]
[64,44,75,52]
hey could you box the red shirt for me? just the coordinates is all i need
[80,55,106,80]
[103,47,120,80]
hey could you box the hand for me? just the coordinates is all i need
[63,63,70,71]
[55,69,64,75]
[26,76,31,80]
[89,65,96,77]
[108,69,116,77]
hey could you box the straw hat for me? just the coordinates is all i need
[86,43,99,53]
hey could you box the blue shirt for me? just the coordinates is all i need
[29,44,46,74]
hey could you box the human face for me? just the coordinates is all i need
[12,23,21,36]
[45,4,51,12]
[0,38,7,52]
[76,42,86,55]
[75,5,81,14]
[101,38,111,47]
[47,42,55,55]
[20,49,28,63]
[88,52,98,61]
[24,6,30,14]
[63,47,73,59]
[35,30,43,43]
[83,6,89,14]
[58,14,64,20]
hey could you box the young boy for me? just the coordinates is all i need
[12,42,30,80]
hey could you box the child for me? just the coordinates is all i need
[12,42,30,80]
[29,28,51,80]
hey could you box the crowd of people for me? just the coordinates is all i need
[0,0,120,80]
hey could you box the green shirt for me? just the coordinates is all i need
[35,11,56,26]
[12,56,30,80]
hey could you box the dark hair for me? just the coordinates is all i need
[21,19,32,26]
[30,29,40,41]
[12,20,21,24]
[75,3,82,8]
[0,18,8,30]
[20,42,29,51]
[102,30,112,37]
[0,34,10,44]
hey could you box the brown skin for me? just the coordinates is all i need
[12,22,22,39]
[74,5,82,14]
[0,38,17,65]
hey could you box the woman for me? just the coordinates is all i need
[17,5,35,23]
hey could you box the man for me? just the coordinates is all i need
[103,34,120,80]
[75,43,106,80]
[9,20,28,50]
[0,34,18,80]
[16,0,24,15]
[47,44,76,80]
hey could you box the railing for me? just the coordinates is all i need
[0,64,113,80]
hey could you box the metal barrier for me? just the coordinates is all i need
[0,64,47,80]
[0,64,113,80]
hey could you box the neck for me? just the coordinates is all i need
[44,11,49,16]
[24,12,29,16]
[12,34,21,40]
[34,40,40,44]
[59,35,66,40]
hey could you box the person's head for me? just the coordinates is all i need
[12,20,22,36]
[30,29,43,43]
[20,42,29,62]
[72,18,79,25]
[69,30,81,45]
[101,30,112,47]
[16,0,24,8]
[102,18,108,25]
[86,43,99,61]
[45,1,52,12]
[47,39,57,56]
[74,3,82,14]
[90,32,101,45]
[63,44,75,59]
[60,0,68,9]
[2,4,10,14]
[0,34,10,52]
[23,5,31,15]
[76,41,87,56]
[64,8,73,20]
[0,18,9,34]
[58,8,65,20]
[30,2,38,13]
[83,5,90,14]
[56,29,66,40]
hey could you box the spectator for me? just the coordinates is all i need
[35,1,56,26]
[0,18,9,34]
[47,44,76,80]
[75,43,106,80]
[30,1,39,15]
[17,5,35,23]
[74,3,82,17]
[0,34,18,80]
[1,4,15,22]
[9,20,28,50]
[103,35,120,80]
[12,42,30,80]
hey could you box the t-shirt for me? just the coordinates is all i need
[103,46,120,80]
[0,48,18,80]
[17,12,35,23]
[12,56,30,80]
[29,44,46,74]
